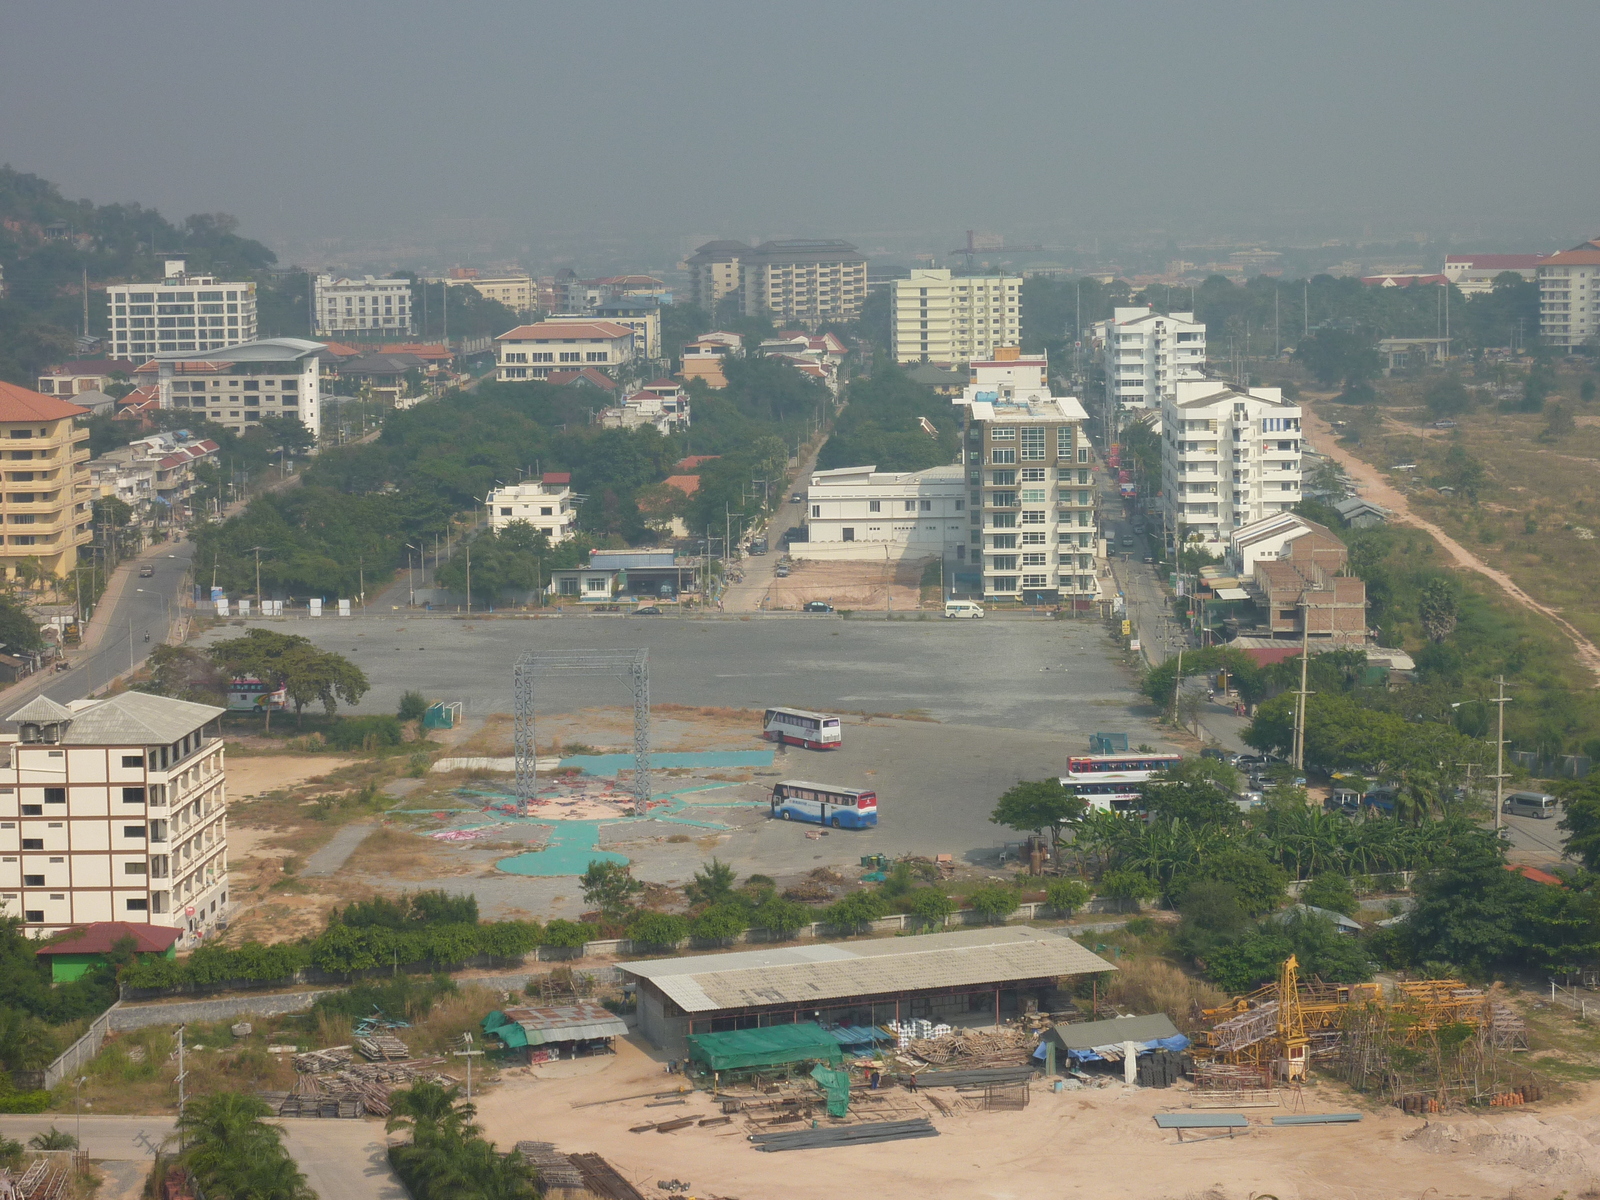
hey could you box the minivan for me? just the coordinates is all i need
[1503,791,1558,819]
[944,600,985,619]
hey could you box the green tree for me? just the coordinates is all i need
[1044,878,1091,916]
[1294,327,1380,392]
[1558,777,1600,871]
[398,690,429,722]
[1418,578,1458,643]
[139,645,228,705]
[905,887,956,929]
[1172,847,1288,916]
[752,896,813,940]
[966,883,1021,924]
[207,628,312,732]
[28,1128,76,1150]
[689,902,748,945]
[1140,759,1242,825]
[579,861,643,920]
[0,594,45,655]
[627,911,689,948]
[1299,872,1358,916]
[177,1092,313,1200]
[1096,869,1161,907]
[278,643,370,727]
[989,779,1086,854]
[683,858,737,906]
[1406,826,1530,972]
[1438,444,1487,501]
[824,890,890,933]
[1541,400,1576,443]
[1424,375,1471,418]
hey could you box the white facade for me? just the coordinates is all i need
[106,261,257,360]
[953,355,1098,600]
[487,477,578,544]
[442,274,534,312]
[803,464,967,560]
[1537,241,1600,349]
[152,338,324,436]
[1092,307,1206,412]
[0,693,228,940]
[599,391,690,435]
[314,275,414,336]
[1161,380,1302,548]
[494,321,636,381]
[891,269,1023,366]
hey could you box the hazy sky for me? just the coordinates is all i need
[5,1,1598,266]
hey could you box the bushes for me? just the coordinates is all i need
[752,897,812,940]
[540,919,597,949]
[905,888,955,928]
[689,903,748,944]
[1044,879,1091,916]
[824,890,890,932]
[1202,913,1374,993]
[966,884,1022,924]
[628,912,689,949]
[0,1087,50,1114]
[398,691,429,722]
[324,714,403,751]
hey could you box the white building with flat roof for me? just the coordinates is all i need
[953,352,1098,602]
[891,268,1022,366]
[494,321,636,381]
[314,275,414,337]
[148,338,324,436]
[1092,306,1206,413]
[106,260,257,360]
[0,692,228,940]
[803,464,967,562]
[487,474,578,544]
[1160,379,1302,548]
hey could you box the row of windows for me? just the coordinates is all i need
[111,290,248,303]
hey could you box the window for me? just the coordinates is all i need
[1021,531,1045,545]
[991,471,1015,486]
[1020,489,1046,502]
[122,787,146,804]
[1022,552,1047,566]
[121,755,143,768]
[991,534,1017,549]
[558,578,579,596]
[126,898,148,912]
[811,505,821,518]
[123,825,147,838]
[23,874,43,887]
[1020,510,1047,525]
[920,499,932,511]
[868,500,880,512]
[990,427,1015,440]
[21,839,43,850]
[1078,447,1089,464]
[842,528,855,542]
[500,507,513,516]
[991,513,1017,529]
[1057,427,1074,457]
[584,577,608,593]
[1020,427,1045,460]
[991,555,1018,570]
[1021,574,1049,588]
[1021,468,1045,482]
[990,576,1018,592]
[991,448,1015,464]
[24,911,42,923]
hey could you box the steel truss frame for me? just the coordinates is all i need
[513,648,650,814]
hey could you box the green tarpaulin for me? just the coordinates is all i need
[810,1063,852,1117]
[685,1022,844,1071]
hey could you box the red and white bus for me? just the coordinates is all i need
[1058,773,1147,814]
[763,707,842,750]
[1064,752,1181,778]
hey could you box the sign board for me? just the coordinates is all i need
[309,598,322,618]
[338,599,351,617]
[1121,620,1132,636]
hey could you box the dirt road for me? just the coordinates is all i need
[1304,402,1600,684]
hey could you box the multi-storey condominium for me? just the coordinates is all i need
[0,692,228,940]
[1160,379,1302,549]
[741,240,867,327]
[149,339,324,436]
[440,270,535,313]
[890,269,1022,366]
[0,384,93,585]
[486,474,578,544]
[952,350,1096,603]
[686,241,750,312]
[313,275,414,337]
[1537,239,1600,349]
[105,260,257,360]
[1092,307,1206,413]
[494,321,636,381]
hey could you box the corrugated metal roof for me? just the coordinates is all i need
[623,927,1115,1014]
[1047,1013,1178,1050]
[490,1002,628,1046]
[24,692,226,744]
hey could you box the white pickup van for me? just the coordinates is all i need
[944,600,985,619]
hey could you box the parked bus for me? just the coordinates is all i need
[770,780,877,828]
[763,707,842,750]
[1064,752,1182,778]
[227,677,286,713]
[1058,774,1146,814]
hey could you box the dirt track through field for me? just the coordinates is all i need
[1305,402,1600,685]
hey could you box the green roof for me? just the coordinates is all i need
[685,1022,843,1070]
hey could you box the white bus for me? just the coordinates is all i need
[1059,773,1147,814]
[770,780,877,829]
[763,707,842,750]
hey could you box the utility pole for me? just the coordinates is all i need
[1293,597,1313,771]
[176,1025,188,1136]
[246,545,267,605]
[1491,675,1510,832]
[452,1032,484,1100]
[465,545,472,614]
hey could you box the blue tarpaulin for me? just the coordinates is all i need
[1035,1014,1190,1063]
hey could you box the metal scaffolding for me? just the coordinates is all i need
[512,648,651,814]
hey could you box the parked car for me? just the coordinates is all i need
[1503,791,1558,819]
[139,564,154,578]
[774,566,790,577]
[1201,747,1240,766]
[631,605,662,616]
[1432,419,1458,429]
[943,600,985,619]
[790,493,803,503]
[802,601,834,613]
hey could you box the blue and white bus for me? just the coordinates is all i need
[763,707,843,750]
[770,780,877,829]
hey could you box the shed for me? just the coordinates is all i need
[35,921,181,982]
[483,1002,629,1063]
[1270,903,1362,933]
[1041,1013,1187,1064]
[685,1022,843,1071]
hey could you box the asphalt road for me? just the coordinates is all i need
[0,1114,174,1159]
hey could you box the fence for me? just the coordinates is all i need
[13,1001,122,1092]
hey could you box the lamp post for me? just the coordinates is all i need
[405,544,419,606]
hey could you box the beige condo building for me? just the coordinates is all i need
[0,384,93,585]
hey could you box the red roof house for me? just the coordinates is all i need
[35,921,182,981]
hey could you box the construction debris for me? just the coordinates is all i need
[264,1050,456,1118]
[749,1117,940,1152]
[355,1035,411,1062]
[512,1143,587,1198]
[566,1154,647,1200]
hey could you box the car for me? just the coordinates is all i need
[1142,555,1154,564]
[774,566,790,578]
[1201,747,1240,765]
[1132,521,1146,533]
[790,493,803,503]
[631,605,662,615]
[139,565,154,578]
[1432,419,1458,429]
[802,601,834,613]
[1234,753,1267,767]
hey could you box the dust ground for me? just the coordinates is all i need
[471,1032,1600,1200]
[762,557,930,610]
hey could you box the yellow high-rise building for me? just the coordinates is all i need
[0,383,93,583]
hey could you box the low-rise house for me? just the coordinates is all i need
[90,432,220,531]
[486,474,578,544]
[34,919,181,982]
[1332,497,1389,528]
[680,331,744,388]
[494,321,636,381]
[590,297,661,360]
[143,338,325,435]
[904,363,969,396]
[1230,515,1367,640]
[545,367,620,396]
[599,390,690,435]
[549,549,694,602]
[1442,253,1549,295]
[36,359,138,397]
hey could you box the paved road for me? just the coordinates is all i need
[0,1115,174,1159]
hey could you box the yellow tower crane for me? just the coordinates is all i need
[1276,954,1310,1081]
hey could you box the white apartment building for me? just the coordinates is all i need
[890,269,1022,366]
[0,692,228,940]
[494,321,636,381]
[953,352,1097,602]
[105,260,257,360]
[441,272,534,312]
[735,240,867,328]
[150,338,324,436]
[313,275,414,337]
[1092,307,1206,413]
[803,464,967,562]
[1537,240,1600,349]
[487,474,578,544]
[1161,379,1302,549]
[1442,253,1548,296]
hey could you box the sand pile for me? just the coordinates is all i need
[1407,1111,1600,1183]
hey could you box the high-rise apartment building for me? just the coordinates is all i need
[106,260,257,360]
[890,269,1022,366]
[0,692,228,940]
[1092,307,1206,413]
[1160,380,1302,549]
[952,351,1096,603]
[313,275,414,337]
[741,240,867,327]
[686,241,750,312]
[150,339,324,436]
[0,384,93,585]
[1537,239,1600,349]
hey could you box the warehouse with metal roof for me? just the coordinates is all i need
[620,926,1116,1055]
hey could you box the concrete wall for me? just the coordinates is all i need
[109,990,337,1031]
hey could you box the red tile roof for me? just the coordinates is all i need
[39,359,138,377]
[645,377,682,390]
[674,455,720,471]
[0,381,90,422]
[1506,864,1563,887]
[496,321,633,341]
[663,474,701,496]
[545,367,618,390]
[542,472,571,485]
[1540,246,1600,267]
[379,343,452,361]
[36,921,182,956]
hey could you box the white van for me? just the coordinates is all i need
[944,600,985,619]
[1503,791,1558,819]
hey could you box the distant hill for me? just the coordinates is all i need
[0,165,287,384]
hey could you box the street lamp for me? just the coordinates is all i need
[405,544,420,606]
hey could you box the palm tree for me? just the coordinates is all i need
[1394,770,1445,826]
[176,1092,313,1200]
[386,1081,477,1142]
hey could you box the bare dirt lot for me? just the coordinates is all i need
[763,557,929,610]
[473,1033,1600,1200]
